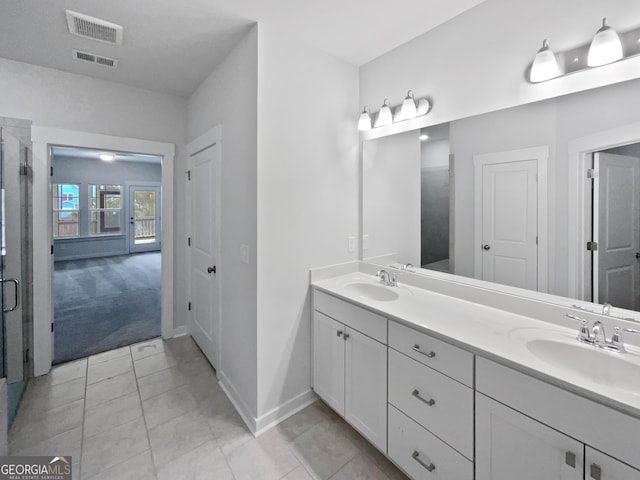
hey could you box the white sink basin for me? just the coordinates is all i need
[343,282,399,302]
[526,338,640,395]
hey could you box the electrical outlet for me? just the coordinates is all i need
[240,244,249,264]
[348,236,356,253]
[363,235,370,251]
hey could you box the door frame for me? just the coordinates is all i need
[31,126,175,376]
[567,120,640,301]
[127,182,162,253]
[186,125,222,369]
[473,146,549,292]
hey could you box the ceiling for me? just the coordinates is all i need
[52,146,162,165]
[0,0,485,98]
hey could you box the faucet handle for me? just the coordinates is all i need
[565,314,592,342]
[610,327,626,353]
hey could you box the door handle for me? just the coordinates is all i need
[636,252,640,259]
[207,266,216,274]
[483,244,491,251]
[1,278,20,312]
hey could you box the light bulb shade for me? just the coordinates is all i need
[357,106,372,131]
[396,90,417,122]
[416,98,430,116]
[588,18,623,67]
[530,39,561,82]
[374,99,393,127]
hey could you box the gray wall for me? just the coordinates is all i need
[52,156,161,261]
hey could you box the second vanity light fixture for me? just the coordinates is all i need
[358,90,431,131]
[529,17,638,83]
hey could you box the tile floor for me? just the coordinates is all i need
[9,336,408,480]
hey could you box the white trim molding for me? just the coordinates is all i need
[473,145,549,293]
[31,126,175,376]
[567,120,640,301]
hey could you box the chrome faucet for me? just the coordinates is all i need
[567,314,634,352]
[376,269,397,287]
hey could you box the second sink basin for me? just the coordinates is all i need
[526,338,640,395]
[343,282,399,302]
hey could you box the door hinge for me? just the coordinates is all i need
[50,166,53,176]
[24,347,30,364]
[188,302,192,311]
[186,170,191,181]
[51,323,54,332]
[587,241,598,251]
[188,237,191,247]
[536,236,538,245]
[587,169,599,179]
[50,244,54,255]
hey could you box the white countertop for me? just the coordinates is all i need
[312,271,640,419]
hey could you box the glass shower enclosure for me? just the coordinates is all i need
[0,119,33,452]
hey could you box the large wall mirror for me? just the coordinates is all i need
[362,77,640,313]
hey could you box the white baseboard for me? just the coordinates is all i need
[254,389,318,437]
[218,370,258,435]
[171,326,188,337]
[217,371,317,437]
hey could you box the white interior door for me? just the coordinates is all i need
[129,185,161,253]
[480,159,538,290]
[594,152,640,309]
[188,142,220,369]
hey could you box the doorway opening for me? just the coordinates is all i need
[51,146,162,364]
[587,143,640,310]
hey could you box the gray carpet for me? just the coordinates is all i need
[53,252,161,364]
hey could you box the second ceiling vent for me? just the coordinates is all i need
[66,10,123,45]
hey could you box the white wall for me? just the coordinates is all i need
[363,130,421,265]
[360,0,640,129]
[255,23,359,425]
[187,26,259,419]
[0,57,189,330]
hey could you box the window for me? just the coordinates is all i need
[52,184,79,237]
[89,184,122,235]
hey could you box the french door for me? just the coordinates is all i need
[129,185,161,253]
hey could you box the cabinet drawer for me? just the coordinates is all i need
[388,405,473,480]
[389,320,473,387]
[388,349,473,459]
[586,447,640,480]
[314,290,387,343]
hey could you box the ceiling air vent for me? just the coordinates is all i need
[72,49,119,69]
[66,10,123,45]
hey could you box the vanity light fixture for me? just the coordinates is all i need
[99,154,115,161]
[396,90,417,122]
[357,106,372,131]
[374,99,393,128]
[528,17,639,83]
[529,39,561,83]
[359,92,431,131]
[588,18,623,66]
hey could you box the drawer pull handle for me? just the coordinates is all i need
[412,389,435,406]
[412,344,436,358]
[412,451,435,472]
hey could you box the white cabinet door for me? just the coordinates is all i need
[476,393,583,480]
[345,327,387,453]
[313,311,345,414]
[586,447,640,480]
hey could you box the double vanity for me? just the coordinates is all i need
[310,262,640,480]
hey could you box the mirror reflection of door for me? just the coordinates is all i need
[593,151,640,310]
[473,146,548,292]
[129,185,161,253]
